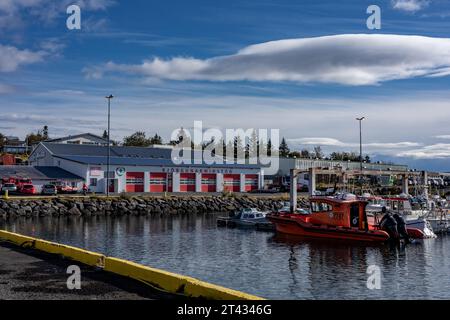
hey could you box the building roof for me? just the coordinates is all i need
[41,142,174,158]
[44,133,108,144]
[54,155,261,169]
[33,142,263,169]
[0,166,83,181]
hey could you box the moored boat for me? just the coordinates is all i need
[217,208,274,231]
[267,193,426,243]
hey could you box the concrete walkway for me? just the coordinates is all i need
[0,241,181,300]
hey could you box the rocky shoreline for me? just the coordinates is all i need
[0,195,310,219]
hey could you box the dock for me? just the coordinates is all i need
[0,242,176,300]
[0,230,263,300]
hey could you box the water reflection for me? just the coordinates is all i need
[1,215,449,299]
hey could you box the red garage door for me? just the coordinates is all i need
[126,172,144,192]
[201,174,216,192]
[150,172,167,192]
[224,174,240,192]
[180,173,195,192]
[245,174,259,192]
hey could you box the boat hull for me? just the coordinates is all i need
[267,214,390,243]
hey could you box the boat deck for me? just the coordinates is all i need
[0,241,182,300]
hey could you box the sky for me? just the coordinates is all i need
[1,0,450,171]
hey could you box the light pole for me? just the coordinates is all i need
[356,117,365,194]
[106,95,114,197]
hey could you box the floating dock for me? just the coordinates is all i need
[0,230,263,300]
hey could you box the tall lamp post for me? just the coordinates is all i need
[105,95,114,197]
[356,117,365,194]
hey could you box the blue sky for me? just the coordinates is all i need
[1,0,450,170]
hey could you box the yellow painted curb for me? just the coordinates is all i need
[0,230,104,267]
[0,230,264,300]
[104,257,264,300]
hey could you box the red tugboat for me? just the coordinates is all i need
[267,194,425,243]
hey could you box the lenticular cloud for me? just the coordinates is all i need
[87,34,450,86]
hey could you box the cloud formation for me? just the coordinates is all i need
[288,137,422,149]
[392,0,429,12]
[397,144,450,159]
[85,34,450,86]
[0,44,43,72]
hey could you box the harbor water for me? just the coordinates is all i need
[1,213,449,300]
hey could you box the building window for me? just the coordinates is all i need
[90,178,98,186]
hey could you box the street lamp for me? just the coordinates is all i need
[106,95,114,197]
[356,117,365,194]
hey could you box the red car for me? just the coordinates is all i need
[20,184,36,195]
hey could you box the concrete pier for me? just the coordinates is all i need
[0,241,178,300]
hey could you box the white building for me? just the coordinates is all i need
[29,142,263,193]
[44,133,109,146]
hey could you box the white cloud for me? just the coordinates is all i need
[288,137,421,149]
[397,144,450,159]
[435,135,450,139]
[392,0,429,12]
[86,34,450,86]
[0,44,43,72]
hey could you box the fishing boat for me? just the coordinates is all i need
[217,208,274,231]
[267,193,426,243]
[362,194,436,238]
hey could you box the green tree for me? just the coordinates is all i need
[123,131,151,147]
[149,133,163,145]
[0,133,5,147]
[102,130,109,139]
[300,149,310,158]
[234,136,245,160]
[279,137,290,158]
[266,138,272,157]
[42,125,49,140]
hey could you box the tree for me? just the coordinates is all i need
[123,131,151,147]
[25,126,49,145]
[102,130,109,139]
[0,133,5,147]
[234,136,245,160]
[266,138,272,157]
[149,133,163,145]
[289,151,301,158]
[26,132,44,145]
[245,130,258,159]
[313,146,324,159]
[42,125,49,140]
[300,149,310,159]
[279,137,290,158]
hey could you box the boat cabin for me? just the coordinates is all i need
[235,208,265,220]
[309,194,368,230]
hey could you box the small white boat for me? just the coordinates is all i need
[364,195,437,238]
[217,208,274,231]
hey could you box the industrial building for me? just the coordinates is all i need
[28,142,263,193]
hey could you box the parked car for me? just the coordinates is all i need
[41,184,57,195]
[20,184,36,195]
[56,184,78,194]
[1,183,17,194]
